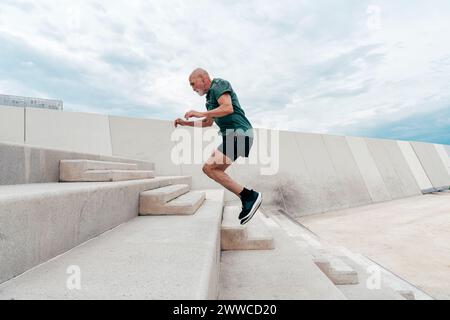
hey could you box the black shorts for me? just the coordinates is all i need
[217,134,253,162]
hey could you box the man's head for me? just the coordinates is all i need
[189,68,212,96]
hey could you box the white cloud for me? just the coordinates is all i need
[0,0,449,143]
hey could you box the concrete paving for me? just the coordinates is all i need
[0,190,224,300]
[298,194,450,300]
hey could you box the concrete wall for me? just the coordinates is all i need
[397,141,434,193]
[0,106,24,144]
[365,138,421,199]
[229,129,315,213]
[434,144,450,176]
[445,145,450,158]
[411,142,450,190]
[345,136,391,203]
[26,108,112,155]
[109,116,181,176]
[1,107,449,216]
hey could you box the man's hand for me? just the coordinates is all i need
[184,110,204,120]
[174,118,187,128]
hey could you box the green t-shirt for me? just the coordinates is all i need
[205,78,253,137]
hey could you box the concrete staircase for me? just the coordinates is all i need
[0,157,213,293]
[0,190,225,299]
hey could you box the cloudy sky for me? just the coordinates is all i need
[0,0,449,144]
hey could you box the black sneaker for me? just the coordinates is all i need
[239,190,262,225]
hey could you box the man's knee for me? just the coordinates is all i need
[202,164,214,177]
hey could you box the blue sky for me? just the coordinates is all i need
[0,0,449,144]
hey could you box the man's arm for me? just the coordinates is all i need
[174,117,214,128]
[204,93,234,118]
[184,94,234,119]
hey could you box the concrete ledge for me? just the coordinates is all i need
[60,160,138,181]
[139,184,191,206]
[73,169,155,182]
[0,177,192,285]
[140,191,206,216]
[0,190,224,300]
[312,250,359,285]
[335,255,406,300]
[221,206,274,251]
[0,141,155,185]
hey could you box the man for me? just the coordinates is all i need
[174,68,262,225]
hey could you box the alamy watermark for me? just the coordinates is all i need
[366,265,382,290]
[171,127,280,176]
[367,5,382,31]
[66,265,82,290]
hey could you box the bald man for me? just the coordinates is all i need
[174,68,262,225]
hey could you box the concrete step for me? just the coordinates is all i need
[60,159,138,181]
[219,212,347,300]
[0,176,193,285]
[335,255,406,300]
[140,190,206,216]
[221,206,274,251]
[139,184,190,206]
[0,190,225,300]
[154,175,192,189]
[79,169,155,182]
[310,250,359,285]
[60,159,155,182]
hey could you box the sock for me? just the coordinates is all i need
[240,187,253,201]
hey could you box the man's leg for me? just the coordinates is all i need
[202,149,262,225]
[202,150,244,196]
